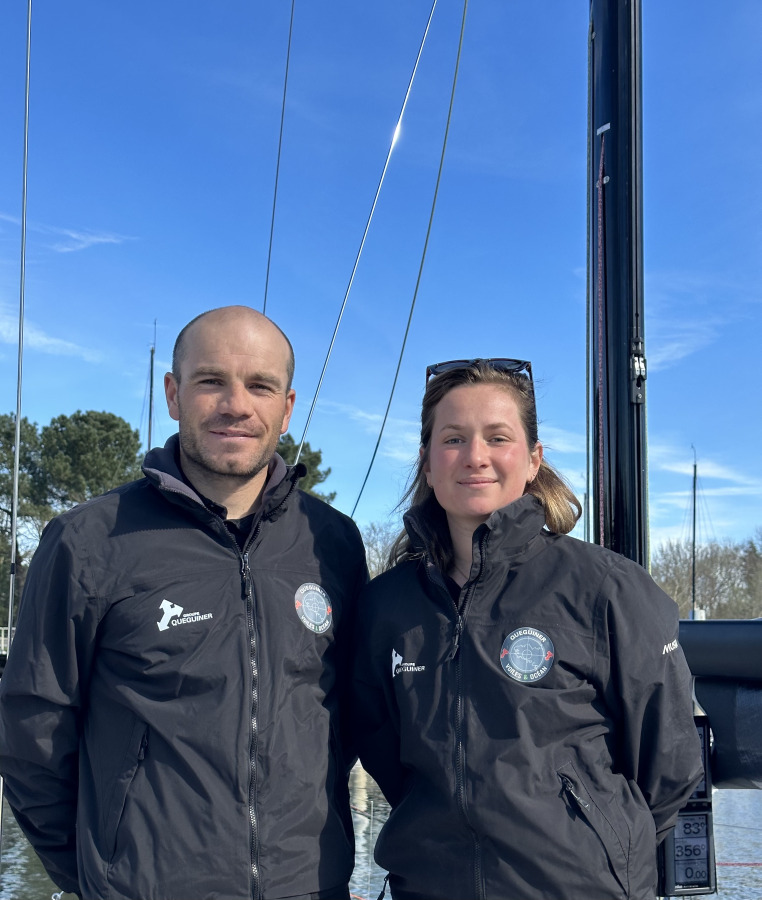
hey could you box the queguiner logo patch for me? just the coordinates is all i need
[157,599,213,632]
[392,648,425,677]
[500,627,554,683]
[294,583,333,634]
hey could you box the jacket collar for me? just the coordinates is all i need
[142,434,305,519]
[480,493,547,551]
[404,492,547,562]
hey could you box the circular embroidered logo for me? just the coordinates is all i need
[294,583,333,634]
[500,627,554,683]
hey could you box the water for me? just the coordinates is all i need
[349,765,391,900]
[0,804,57,900]
[1,776,760,899]
[711,788,762,900]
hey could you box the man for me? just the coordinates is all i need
[0,307,367,900]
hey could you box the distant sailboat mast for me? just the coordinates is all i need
[148,319,156,450]
[691,446,698,619]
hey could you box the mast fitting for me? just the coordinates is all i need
[630,339,647,403]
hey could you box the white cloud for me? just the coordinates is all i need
[49,228,127,254]
[650,441,760,488]
[0,305,102,363]
[318,399,420,463]
[0,212,132,254]
[646,325,719,371]
[644,267,761,371]
[667,485,762,499]
[538,423,585,455]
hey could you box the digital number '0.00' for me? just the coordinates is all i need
[677,865,708,882]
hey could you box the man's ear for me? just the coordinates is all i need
[164,373,180,422]
[280,389,296,435]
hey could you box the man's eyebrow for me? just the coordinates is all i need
[190,366,283,388]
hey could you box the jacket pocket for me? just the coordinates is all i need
[557,760,630,896]
[103,719,149,860]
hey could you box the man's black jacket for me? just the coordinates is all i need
[0,438,367,900]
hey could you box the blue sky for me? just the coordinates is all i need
[0,1,759,551]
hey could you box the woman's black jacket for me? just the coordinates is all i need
[352,494,703,900]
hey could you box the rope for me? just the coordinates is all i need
[350,0,470,518]
[262,0,295,316]
[295,0,440,464]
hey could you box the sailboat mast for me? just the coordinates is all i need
[691,453,697,618]
[587,0,648,565]
[148,319,156,450]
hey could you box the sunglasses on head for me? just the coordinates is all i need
[425,358,533,385]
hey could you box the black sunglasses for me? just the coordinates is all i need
[425,358,533,385]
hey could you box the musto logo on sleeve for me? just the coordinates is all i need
[294,583,333,634]
[500,627,555,683]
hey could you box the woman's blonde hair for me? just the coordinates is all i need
[389,360,581,571]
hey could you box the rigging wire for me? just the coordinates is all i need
[294,0,440,465]
[1,0,34,870]
[585,16,593,545]
[262,0,295,316]
[4,0,33,673]
[351,0,470,519]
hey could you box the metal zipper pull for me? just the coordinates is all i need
[560,774,590,809]
[446,615,464,662]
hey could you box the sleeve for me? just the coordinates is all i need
[0,515,99,895]
[601,558,704,842]
[350,583,409,807]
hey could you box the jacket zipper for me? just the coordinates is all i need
[158,470,299,900]
[204,518,265,900]
[451,533,487,900]
[229,499,291,900]
[241,549,261,899]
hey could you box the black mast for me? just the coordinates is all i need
[589,8,761,874]
[588,0,648,565]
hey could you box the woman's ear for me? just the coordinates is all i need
[528,441,543,482]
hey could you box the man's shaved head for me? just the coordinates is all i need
[172,306,295,390]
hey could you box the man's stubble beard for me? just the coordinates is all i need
[177,418,282,484]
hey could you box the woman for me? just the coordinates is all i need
[352,358,703,900]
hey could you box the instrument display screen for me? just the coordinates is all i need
[672,813,712,889]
